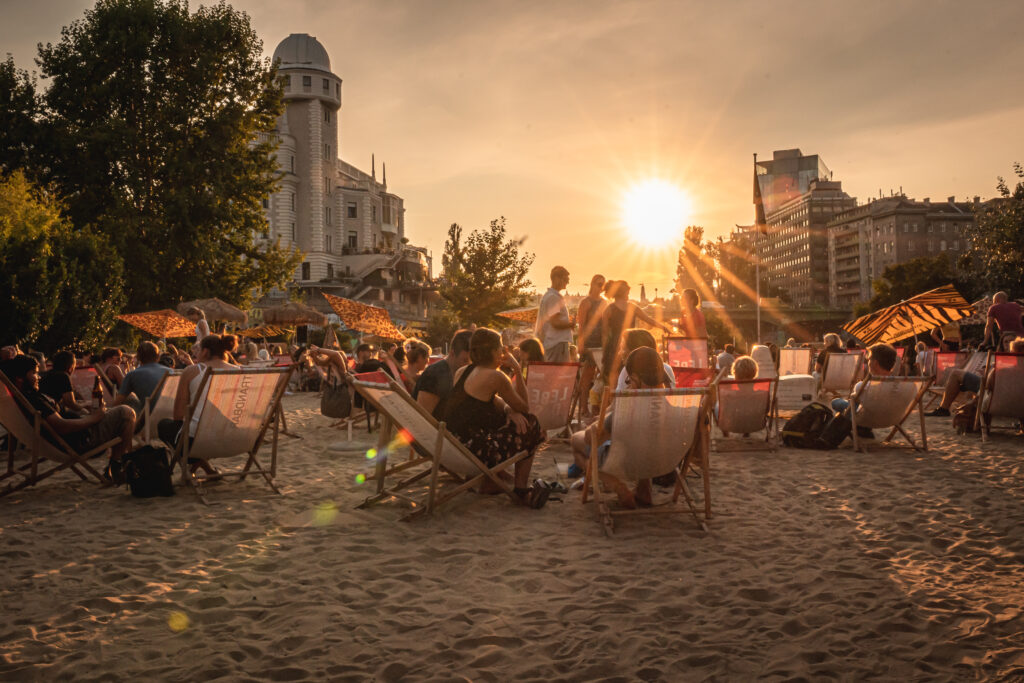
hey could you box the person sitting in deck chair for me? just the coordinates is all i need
[814,333,846,376]
[413,329,473,420]
[925,363,985,418]
[3,354,135,483]
[38,350,88,415]
[814,343,897,449]
[112,341,170,413]
[403,341,431,390]
[716,355,759,437]
[444,328,546,504]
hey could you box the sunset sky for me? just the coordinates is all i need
[4,0,1024,296]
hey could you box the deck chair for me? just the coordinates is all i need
[711,376,778,453]
[779,348,813,377]
[139,371,182,444]
[526,361,580,434]
[583,387,711,535]
[915,349,936,377]
[666,336,709,369]
[976,352,1024,442]
[70,366,100,402]
[351,375,532,521]
[673,366,715,388]
[750,345,777,379]
[923,351,969,408]
[818,352,863,402]
[848,376,933,453]
[170,367,290,503]
[1,371,115,496]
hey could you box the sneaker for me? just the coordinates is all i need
[567,463,583,478]
[925,408,950,417]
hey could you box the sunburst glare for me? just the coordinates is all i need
[620,179,692,248]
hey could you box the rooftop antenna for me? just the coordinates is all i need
[372,154,376,180]
[382,162,387,187]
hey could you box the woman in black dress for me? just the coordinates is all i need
[444,328,546,504]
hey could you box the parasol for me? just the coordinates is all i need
[177,298,248,325]
[236,324,292,339]
[262,301,328,327]
[322,292,406,340]
[118,309,196,338]
[842,284,974,345]
[497,306,539,325]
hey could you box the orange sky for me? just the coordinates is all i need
[5,0,1024,296]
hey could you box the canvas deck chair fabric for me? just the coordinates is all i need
[779,348,813,377]
[673,366,715,388]
[923,351,969,408]
[334,370,387,440]
[711,377,778,452]
[171,367,290,503]
[666,337,709,369]
[848,376,933,453]
[526,361,580,433]
[976,353,1024,442]
[583,387,711,534]
[818,353,863,402]
[1,372,115,496]
[70,366,101,402]
[351,375,531,521]
[140,372,182,444]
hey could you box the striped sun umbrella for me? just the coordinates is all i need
[842,284,974,345]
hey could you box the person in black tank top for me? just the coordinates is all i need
[444,328,546,502]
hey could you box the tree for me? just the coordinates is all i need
[439,217,534,327]
[0,57,40,175]
[0,171,124,351]
[962,163,1024,296]
[858,253,960,316]
[30,0,299,312]
[675,226,718,302]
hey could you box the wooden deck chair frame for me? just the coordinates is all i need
[1,371,116,496]
[352,376,532,521]
[710,373,778,453]
[818,352,863,403]
[975,352,1024,442]
[848,375,933,453]
[582,385,712,535]
[170,367,290,504]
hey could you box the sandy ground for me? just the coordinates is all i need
[2,392,1024,681]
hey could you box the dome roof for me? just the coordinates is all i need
[273,34,332,73]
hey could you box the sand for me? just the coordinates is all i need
[2,392,1024,681]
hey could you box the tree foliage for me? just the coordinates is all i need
[439,217,534,327]
[0,57,40,175]
[962,163,1024,296]
[675,226,718,302]
[856,253,960,316]
[21,0,299,313]
[0,172,124,351]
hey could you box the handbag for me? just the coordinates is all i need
[124,445,175,498]
[321,370,352,419]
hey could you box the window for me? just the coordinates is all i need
[927,240,934,253]
[325,234,332,252]
[940,240,947,251]
[322,78,329,92]
[327,264,334,279]
[347,202,357,219]
[282,75,291,87]
[290,156,295,173]
[952,239,959,249]
[913,224,918,233]
[260,222,268,240]
[927,224,934,233]
[262,197,269,209]
[372,205,377,221]
[291,222,296,240]
[348,231,357,248]
[290,193,295,211]
[325,206,331,225]
[302,75,311,87]
[336,83,340,98]
[324,110,331,123]
[301,262,310,280]
[325,177,330,194]
[908,240,915,251]
[323,144,330,159]
[903,222,909,233]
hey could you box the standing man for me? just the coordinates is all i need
[985,291,1024,351]
[575,274,607,417]
[536,265,574,362]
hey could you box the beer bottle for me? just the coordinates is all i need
[92,375,103,410]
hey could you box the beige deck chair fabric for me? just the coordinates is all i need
[70,366,98,401]
[819,353,862,401]
[848,376,932,452]
[712,378,777,452]
[141,372,181,443]
[779,348,813,377]
[352,376,531,520]
[526,361,580,432]
[1,372,115,496]
[587,387,710,534]
[978,353,1024,442]
[174,367,290,502]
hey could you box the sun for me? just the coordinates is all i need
[620,179,692,247]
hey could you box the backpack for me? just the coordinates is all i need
[781,402,834,448]
[953,399,978,435]
[124,445,175,498]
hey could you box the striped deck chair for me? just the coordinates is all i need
[1,372,115,496]
[352,375,532,520]
[666,336,709,369]
[171,367,291,503]
[526,361,580,434]
[818,353,863,402]
[583,387,711,534]
[140,371,182,444]
[848,376,933,453]
[977,352,1024,442]
[779,348,813,376]
[711,376,778,453]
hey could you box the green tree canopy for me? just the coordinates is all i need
[0,57,40,175]
[962,163,1024,296]
[28,0,298,312]
[439,217,534,327]
[675,226,718,302]
[857,253,961,316]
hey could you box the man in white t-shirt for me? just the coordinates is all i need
[535,266,574,362]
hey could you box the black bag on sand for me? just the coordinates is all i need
[124,445,175,498]
[953,399,978,435]
[321,379,352,419]
[815,411,853,450]
[781,402,834,448]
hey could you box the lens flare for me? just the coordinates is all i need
[168,611,190,632]
[312,501,338,526]
[355,473,366,485]
[365,448,378,460]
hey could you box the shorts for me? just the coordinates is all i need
[87,405,134,450]
[961,372,981,394]
[545,342,571,363]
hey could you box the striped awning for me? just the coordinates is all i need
[842,284,974,345]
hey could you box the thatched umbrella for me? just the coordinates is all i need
[119,309,196,338]
[177,298,248,325]
[263,301,328,327]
